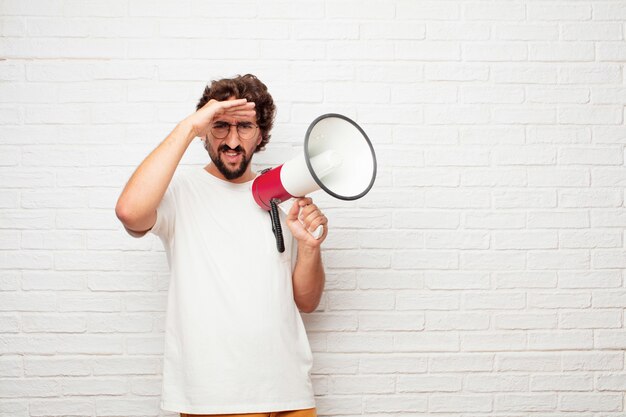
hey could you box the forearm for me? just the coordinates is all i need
[292,245,325,313]
[115,120,195,230]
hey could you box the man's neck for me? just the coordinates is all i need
[204,163,255,183]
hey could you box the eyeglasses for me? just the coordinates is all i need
[210,121,258,141]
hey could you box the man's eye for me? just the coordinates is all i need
[238,124,253,130]
[213,122,228,129]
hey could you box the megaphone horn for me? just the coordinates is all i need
[252,113,377,252]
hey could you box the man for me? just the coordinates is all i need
[115,74,327,417]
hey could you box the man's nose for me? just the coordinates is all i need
[223,125,241,147]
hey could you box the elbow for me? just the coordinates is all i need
[115,199,131,224]
[296,299,319,314]
[115,198,141,228]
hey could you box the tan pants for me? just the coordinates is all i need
[181,407,317,417]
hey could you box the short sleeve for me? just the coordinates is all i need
[149,182,177,241]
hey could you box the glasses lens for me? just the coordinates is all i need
[237,124,256,140]
[211,123,229,139]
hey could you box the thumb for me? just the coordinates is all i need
[286,199,301,221]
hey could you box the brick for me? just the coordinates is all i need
[396,292,460,311]
[466,374,528,392]
[529,42,595,62]
[528,330,593,350]
[492,231,558,250]
[528,126,591,144]
[95,398,160,416]
[87,314,153,333]
[493,106,556,124]
[396,1,460,20]
[398,375,461,392]
[330,376,394,394]
[464,42,528,62]
[359,355,426,374]
[92,357,160,376]
[495,24,559,41]
[528,250,590,270]
[495,393,557,411]
[394,333,459,352]
[463,292,526,310]
[560,393,622,411]
[492,65,557,84]
[598,42,626,61]
[560,310,622,329]
[464,211,526,229]
[0,356,22,377]
[327,333,393,353]
[492,190,557,208]
[528,3,590,20]
[562,23,623,41]
[562,352,623,371]
[560,188,622,207]
[462,332,527,352]
[0,378,60,398]
[528,292,591,309]
[595,330,626,349]
[326,291,394,311]
[28,399,93,416]
[22,314,86,333]
[560,271,622,288]
[429,394,492,412]
[496,353,561,371]
[460,251,526,270]
[426,312,489,331]
[396,41,460,61]
[596,373,626,391]
[526,86,589,104]
[425,63,489,81]
[559,105,623,125]
[364,395,427,413]
[495,313,557,330]
[358,313,424,331]
[429,22,490,41]
[429,353,493,372]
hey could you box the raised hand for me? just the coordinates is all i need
[186,98,256,139]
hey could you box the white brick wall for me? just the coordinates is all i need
[1,0,626,416]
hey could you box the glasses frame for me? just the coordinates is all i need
[210,122,259,141]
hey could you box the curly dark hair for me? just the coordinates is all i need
[196,74,276,152]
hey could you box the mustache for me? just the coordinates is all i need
[218,144,244,154]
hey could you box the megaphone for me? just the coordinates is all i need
[252,113,377,252]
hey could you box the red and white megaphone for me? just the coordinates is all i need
[252,113,377,252]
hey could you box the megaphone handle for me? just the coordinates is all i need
[269,198,285,253]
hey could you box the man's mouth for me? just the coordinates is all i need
[221,149,242,163]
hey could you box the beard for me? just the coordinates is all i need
[206,141,255,180]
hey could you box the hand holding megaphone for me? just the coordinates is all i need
[252,114,377,252]
[285,196,328,246]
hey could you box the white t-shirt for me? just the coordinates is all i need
[128,167,315,414]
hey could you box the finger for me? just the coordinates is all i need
[286,199,301,221]
[220,98,250,108]
[302,210,324,229]
[298,204,319,220]
[224,110,257,118]
[307,215,327,234]
[298,197,313,207]
[222,102,255,113]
